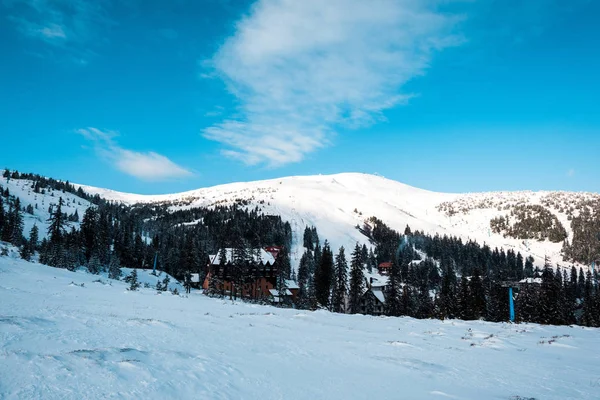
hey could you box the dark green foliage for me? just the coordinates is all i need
[108,256,122,280]
[126,269,140,291]
[384,253,402,317]
[29,225,39,253]
[348,243,364,314]
[314,241,334,308]
[490,205,567,243]
[331,246,348,313]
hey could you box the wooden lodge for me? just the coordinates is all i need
[202,248,282,301]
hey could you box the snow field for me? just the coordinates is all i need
[1,256,599,400]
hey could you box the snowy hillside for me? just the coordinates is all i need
[1,255,599,399]
[79,173,598,268]
[0,175,93,239]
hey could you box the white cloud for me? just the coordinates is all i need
[77,128,193,181]
[203,0,464,165]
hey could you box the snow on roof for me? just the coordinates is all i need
[519,277,542,284]
[269,288,293,302]
[209,248,276,265]
[190,273,201,283]
[285,280,299,290]
[371,288,386,305]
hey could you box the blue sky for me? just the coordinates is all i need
[1,0,598,194]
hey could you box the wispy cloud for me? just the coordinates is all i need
[78,128,194,181]
[203,0,465,166]
[4,0,114,63]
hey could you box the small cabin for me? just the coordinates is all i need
[378,262,392,275]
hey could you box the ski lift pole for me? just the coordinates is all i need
[153,251,158,274]
[501,281,521,322]
[508,287,515,322]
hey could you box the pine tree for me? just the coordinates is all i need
[0,195,6,240]
[438,263,457,319]
[276,261,290,307]
[48,197,66,244]
[80,207,98,262]
[314,241,334,308]
[161,275,170,291]
[127,269,140,291]
[385,253,402,316]
[515,252,524,280]
[10,198,24,246]
[20,241,31,261]
[29,224,39,253]
[469,268,486,319]
[457,275,472,320]
[580,270,596,326]
[108,256,122,280]
[331,247,348,313]
[278,248,292,280]
[524,256,534,278]
[87,254,101,274]
[348,243,365,314]
[296,250,314,309]
[539,266,560,325]
[183,270,192,294]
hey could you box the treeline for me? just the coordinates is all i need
[2,169,104,205]
[0,173,292,285]
[290,219,600,327]
[489,204,568,243]
[562,204,600,264]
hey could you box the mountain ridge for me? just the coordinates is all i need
[73,172,599,269]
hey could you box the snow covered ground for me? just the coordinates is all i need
[0,175,93,240]
[1,255,599,400]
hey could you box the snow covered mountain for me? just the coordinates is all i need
[71,172,599,269]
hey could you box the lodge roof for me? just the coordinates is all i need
[209,248,276,266]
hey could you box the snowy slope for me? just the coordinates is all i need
[1,256,599,399]
[0,175,93,239]
[78,173,598,268]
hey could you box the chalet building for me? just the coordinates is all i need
[360,277,387,316]
[286,280,300,301]
[378,262,392,275]
[269,288,293,304]
[202,248,281,300]
[190,273,202,289]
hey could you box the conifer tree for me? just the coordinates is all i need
[331,247,348,313]
[314,241,334,308]
[469,268,486,319]
[108,256,122,280]
[348,243,365,314]
[276,261,290,307]
[161,275,170,291]
[80,207,98,262]
[10,198,24,246]
[0,195,4,234]
[385,253,402,316]
[87,254,101,274]
[127,269,140,291]
[48,197,66,244]
[20,240,31,261]
[29,224,39,253]
[524,256,534,278]
[296,249,314,309]
[457,275,472,320]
